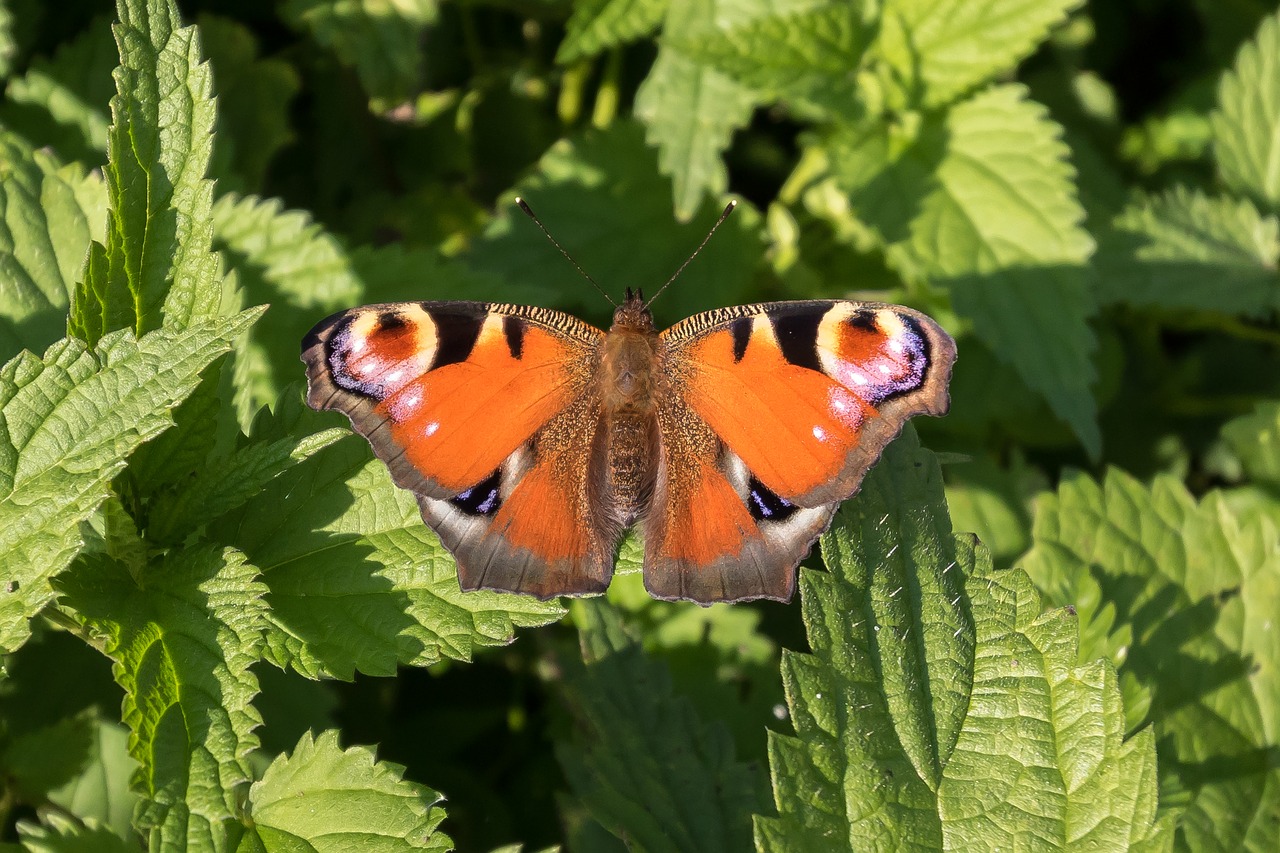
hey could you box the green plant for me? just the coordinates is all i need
[0,0,1275,850]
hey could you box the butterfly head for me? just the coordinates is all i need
[612,287,655,332]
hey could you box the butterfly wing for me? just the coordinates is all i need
[643,301,955,603]
[303,301,618,597]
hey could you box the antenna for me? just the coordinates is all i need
[644,200,737,309]
[515,197,616,307]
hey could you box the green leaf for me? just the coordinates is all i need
[674,3,872,118]
[1022,469,1280,852]
[2,712,96,799]
[1223,400,1280,486]
[282,0,437,101]
[943,452,1042,567]
[245,730,451,851]
[70,0,222,345]
[0,312,258,655]
[872,0,1084,108]
[0,131,106,360]
[1212,9,1280,211]
[466,121,765,327]
[17,813,140,853]
[756,429,1172,850]
[557,0,670,64]
[46,720,140,841]
[198,14,300,190]
[557,599,768,852]
[56,545,268,853]
[215,434,564,680]
[831,84,1100,454]
[634,0,761,220]
[146,406,346,545]
[1097,187,1280,316]
[605,570,780,763]
[0,19,115,164]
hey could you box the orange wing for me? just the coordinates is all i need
[303,301,618,598]
[303,302,600,499]
[642,301,955,603]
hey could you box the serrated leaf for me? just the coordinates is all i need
[0,312,258,654]
[245,730,451,851]
[634,0,761,220]
[215,434,563,680]
[1022,469,1280,852]
[70,0,222,345]
[56,545,267,853]
[1212,9,1280,211]
[199,14,300,190]
[0,19,115,164]
[0,131,106,360]
[557,0,669,64]
[283,0,436,101]
[1223,401,1280,485]
[17,813,139,853]
[466,121,764,327]
[674,3,872,118]
[557,599,768,852]
[755,429,1172,850]
[147,420,345,545]
[872,0,1084,108]
[1097,187,1280,316]
[831,84,1100,454]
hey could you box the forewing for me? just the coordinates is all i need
[661,300,955,507]
[302,301,601,500]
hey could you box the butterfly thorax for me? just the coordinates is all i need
[596,297,661,526]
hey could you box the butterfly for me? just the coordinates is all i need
[301,201,955,605]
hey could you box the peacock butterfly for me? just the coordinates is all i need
[302,201,955,604]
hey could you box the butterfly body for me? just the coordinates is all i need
[303,291,954,605]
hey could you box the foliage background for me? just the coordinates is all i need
[0,0,1278,850]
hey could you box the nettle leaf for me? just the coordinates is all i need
[872,0,1084,108]
[1097,187,1280,317]
[467,121,764,327]
[70,0,222,345]
[1022,469,1280,852]
[675,3,873,118]
[634,0,762,220]
[831,84,1100,454]
[246,730,451,851]
[1212,9,1280,211]
[756,429,1172,850]
[283,0,436,101]
[146,403,346,545]
[0,131,106,359]
[1223,401,1280,485]
[0,19,115,164]
[557,0,670,64]
[17,813,139,853]
[215,434,563,680]
[0,312,258,655]
[557,600,768,852]
[56,546,268,853]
